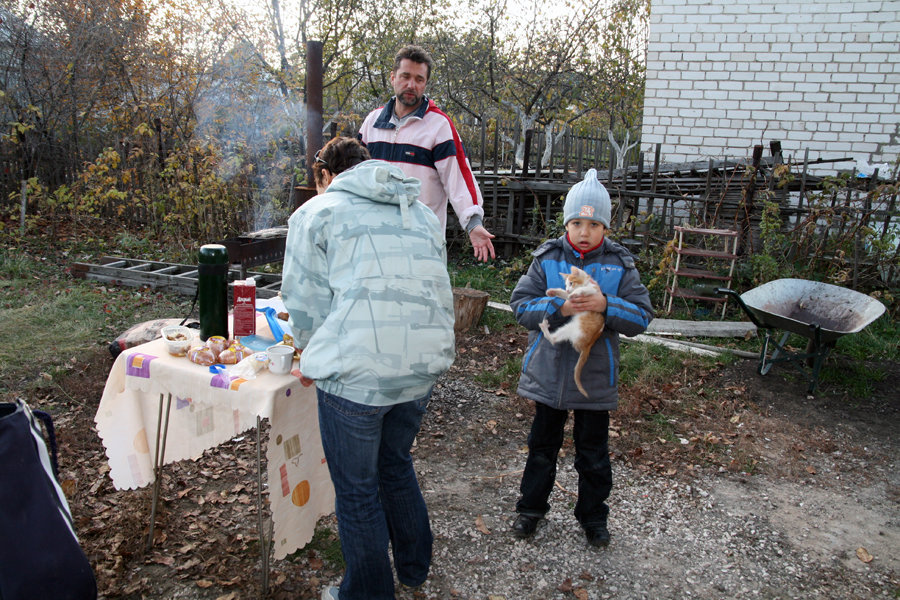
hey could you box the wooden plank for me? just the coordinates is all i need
[645,318,756,338]
[624,335,757,358]
[486,301,756,339]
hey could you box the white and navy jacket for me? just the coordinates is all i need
[510,235,654,411]
[358,96,485,234]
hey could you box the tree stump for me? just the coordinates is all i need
[452,287,490,333]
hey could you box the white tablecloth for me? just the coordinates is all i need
[95,313,335,559]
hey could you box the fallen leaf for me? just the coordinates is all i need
[574,590,589,600]
[196,579,215,588]
[61,478,78,497]
[806,465,817,475]
[856,547,874,563]
[475,515,491,535]
[152,555,174,566]
[557,578,573,592]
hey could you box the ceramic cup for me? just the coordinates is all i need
[266,344,294,375]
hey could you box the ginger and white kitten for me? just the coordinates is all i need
[538,266,606,398]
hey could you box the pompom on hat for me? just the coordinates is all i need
[563,168,611,228]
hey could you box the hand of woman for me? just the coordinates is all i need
[290,368,314,387]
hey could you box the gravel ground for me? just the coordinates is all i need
[397,374,899,600]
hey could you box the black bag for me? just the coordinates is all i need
[0,400,97,600]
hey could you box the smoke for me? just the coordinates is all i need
[193,73,307,233]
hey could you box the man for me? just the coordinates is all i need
[358,44,496,262]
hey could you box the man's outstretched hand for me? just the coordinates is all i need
[469,225,496,262]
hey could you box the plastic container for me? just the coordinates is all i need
[198,244,229,341]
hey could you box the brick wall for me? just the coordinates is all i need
[639,0,900,170]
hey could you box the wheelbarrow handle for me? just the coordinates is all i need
[714,287,767,329]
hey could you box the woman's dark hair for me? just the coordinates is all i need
[313,136,371,189]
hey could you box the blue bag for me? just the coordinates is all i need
[0,400,97,600]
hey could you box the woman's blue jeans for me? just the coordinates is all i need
[316,388,433,600]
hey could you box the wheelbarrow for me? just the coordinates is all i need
[716,279,886,393]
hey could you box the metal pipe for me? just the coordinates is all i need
[305,40,324,186]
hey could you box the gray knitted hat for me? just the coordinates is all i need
[563,168,611,228]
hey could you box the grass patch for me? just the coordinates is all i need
[618,342,720,387]
[308,523,344,567]
[478,306,517,333]
[835,314,899,362]
[644,412,677,442]
[819,361,885,398]
[0,253,192,395]
[474,354,523,389]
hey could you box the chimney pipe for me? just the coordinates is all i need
[305,40,324,187]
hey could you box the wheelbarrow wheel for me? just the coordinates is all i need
[758,331,788,376]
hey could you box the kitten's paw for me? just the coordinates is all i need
[538,318,552,339]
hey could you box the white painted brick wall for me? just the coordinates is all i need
[640,0,900,171]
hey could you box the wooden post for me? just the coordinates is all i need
[607,140,615,184]
[645,144,661,251]
[480,119,487,174]
[741,145,764,255]
[703,158,714,224]
[493,120,500,175]
[19,179,27,236]
[632,152,644,237]
[616,152,629,230]
[548,125,556,178]
[577,137,584,177]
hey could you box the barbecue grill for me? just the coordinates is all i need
[219,227,288,279]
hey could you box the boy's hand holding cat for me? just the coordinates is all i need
[563,290,606,316]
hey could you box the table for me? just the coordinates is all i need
[95,312,335,568]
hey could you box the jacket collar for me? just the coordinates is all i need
[372,95,432,129]
[565,233,605,259]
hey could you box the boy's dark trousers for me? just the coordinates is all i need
[516,403,611,528]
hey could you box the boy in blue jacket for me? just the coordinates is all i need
[509,168,654,547]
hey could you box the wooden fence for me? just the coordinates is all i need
[453,141,899,288]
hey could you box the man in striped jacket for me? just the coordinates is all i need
[358,45,496,262]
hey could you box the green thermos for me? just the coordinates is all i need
[198,244,229,341]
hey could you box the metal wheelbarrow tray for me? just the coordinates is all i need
[717,278,886,393]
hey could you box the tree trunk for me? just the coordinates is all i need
[452,287,490,332]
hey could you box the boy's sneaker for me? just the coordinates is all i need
[511,514,540,538]
[321,585,340,600]
[584,523,610,547]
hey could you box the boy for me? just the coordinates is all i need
[509,168,654,547]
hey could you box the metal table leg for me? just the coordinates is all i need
[147,392,173,550]
[257,415,271,596]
